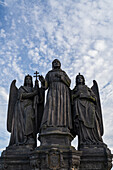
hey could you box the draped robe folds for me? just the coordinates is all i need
[41,69,72,130]
[72,85,103,148]
[9,86,35,146]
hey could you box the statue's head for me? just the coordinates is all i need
[76,73,85,85]
[24,74,33,87]
[52,59,61,69]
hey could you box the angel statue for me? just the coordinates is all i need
[72,73,104,149]
[7,74,44,148]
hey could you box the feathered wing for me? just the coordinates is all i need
[91,80,104,136]
[7,80,18,132]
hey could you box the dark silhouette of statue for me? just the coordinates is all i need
[7,74,44,148]
[72,73,104,149]
[39,59,72,131]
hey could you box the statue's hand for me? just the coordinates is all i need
[39,75,45,83]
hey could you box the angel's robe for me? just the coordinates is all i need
[72,85,103,148]
[41,68,72,130]
[9,86,35,146]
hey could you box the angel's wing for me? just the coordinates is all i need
[7,80,18,132]
[91,80,104,136]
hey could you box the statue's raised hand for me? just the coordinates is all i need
[39,75,45,83]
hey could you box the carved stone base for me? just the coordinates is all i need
[30,145,82,170]
[79,145,112,170]
[0,145,33,170]
[31,127,81,169]
[0,145,81,170]
[39,127,73,146]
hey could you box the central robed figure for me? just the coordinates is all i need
[39,59,72,131]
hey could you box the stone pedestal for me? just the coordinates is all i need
[0,145,33,170]
[39,127,74,146]
[29,127,82,170]
[30,145,81,170]
[79,145,112,170]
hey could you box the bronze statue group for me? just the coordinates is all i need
[7,59,105,150]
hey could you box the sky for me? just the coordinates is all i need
[0,0,113,165]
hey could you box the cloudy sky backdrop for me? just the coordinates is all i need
[0,0,113,164]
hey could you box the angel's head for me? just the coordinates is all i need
[24,74,33,87]
[76,73,85,85]
[52,59,61,69]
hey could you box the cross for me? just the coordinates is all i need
[34,71,39,80]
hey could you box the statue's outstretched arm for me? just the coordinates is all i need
[20,90,38,100]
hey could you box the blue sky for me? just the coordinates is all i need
[0,0,113,163]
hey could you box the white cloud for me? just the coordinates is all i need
[0,1,7,6]
[88,50,98,57]
[94,40,107,51]
[12,59,24,81]
[0,87,8,102]
[0,29,6,38]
